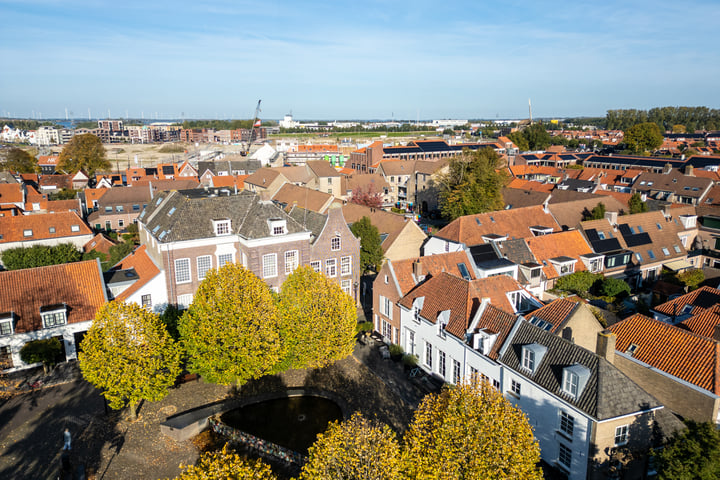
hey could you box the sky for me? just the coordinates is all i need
[1,0,719,121]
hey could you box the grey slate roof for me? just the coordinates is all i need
[198,159,261,176]
[287,205,328,242]
[501,321,661,420]
[141,189,307,243]
[495,238,535,264]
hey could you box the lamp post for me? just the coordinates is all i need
[353,281,359,306]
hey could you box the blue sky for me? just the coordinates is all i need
[1,0,719,120]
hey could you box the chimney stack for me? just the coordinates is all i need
[562,327,573,342]
[413,259,423,280]
[713,324,720,342]
[596,330,616,364]
[685,165,695,177]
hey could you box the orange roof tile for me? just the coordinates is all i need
[0,183,24,204]
[83,232,117,254]
[0,211,92,243]
[680,305,720,339]
[525,230,594,280]
[391,252,476,296]
[84,187,109,204]
[608,314,720,394]
[111,245,161,302]
[0,260,106,333]
[654,286,720,317]
[527,297,580,333]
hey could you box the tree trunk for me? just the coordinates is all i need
[128,401,138,421]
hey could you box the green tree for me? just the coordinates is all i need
[555,271,601,296]
[401,378,542,479]
[107,241,135,267]
[350,216,384,273]
[1,243,81,270]
[582,202,606,221]
[624,122,663,154]
[598,277,631,298]
[78,301,181,419]
[57,133,110,176]
[19,338,62,374]
[628,192,648,214]
[438,147,506,221]
[178,264,281,386]
[677,269,704,291]
[275,266,357,372]
[507,131,529,151]
[173,444,277,480]
[657,421,720,480]
[300,413,401,480]
[159,304,183,341]
[3,147,38,173]
[49,188,79,201]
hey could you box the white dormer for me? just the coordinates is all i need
[471,328,498,355]
[437,309,450,338]
[521,343,547,374]
[0,312,15,336]
[268,218,287,236]
[561,364,591,399]
[412,296,425,323]
[678,214,697,229]
[213,218,231,236]
[549,257,577,276]
[530,226,554,236]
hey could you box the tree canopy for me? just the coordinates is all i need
[275,266,357,372]
[657,421,720,480]
[438,147,506,221]
[401,378,542,479]
[79,301,181,417]
[606,106,720,132]
[178,263,281,386]
[300,413,401,480]
[508,123,552,151]
[2,147,37,173]
[20,338,62,374]
[349,216,384,273]
[57,133,110,176]
[1,243,81,270]
[628,192,648,214]
[623,122,664,154]
[174,445,277,480]
[582,202,606,221]
[350,183,383,208]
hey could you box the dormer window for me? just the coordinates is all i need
[530,226,553,236]
[0,312,14,336]
[412,297,425,324]
[521,343,547,374]
[213,219,231,236]
[550,257,577,276]
[437,310,450,338]
[561,364,591,399]
[41,304,67,328]
[268,218,286,236]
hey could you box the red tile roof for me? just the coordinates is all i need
[654,286,720,317]
[524,230,594,280]
[83,233,117,254]
[0,260,106,333]
[608,314,720,394]
[391,251,476,296]
[0,211,92,243]
[527,297,580,333]
[680,305,720,339]
[111,245,161,302]
[0,184,24,204]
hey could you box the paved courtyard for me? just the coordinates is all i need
[0,337,437,479]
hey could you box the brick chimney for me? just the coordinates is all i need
[562,327,573,342]
[413,259,424,280]
[713,324,720,342]
[596,330,616,364]
[685,165,695,177]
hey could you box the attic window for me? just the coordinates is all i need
[626,343,639,356]
[71,225,80,232]
[167,207,176,217]
[681,304,694,315]
[213,219,231,236]
[521,343,547,374]
[268,218,286,236]
[49,227,56,234]
[662,247,670,256]
[152,225,161,234]
[40,304,67,328]
[561,364,590,399]
[23,229,32,237]
[457,263,471,280]
[673,245,681,253]
[0,312,14,336]
[656,223,662,230]
[475,218,481,226]
[155,197,163,206]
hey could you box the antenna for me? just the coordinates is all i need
[88,108,91,120]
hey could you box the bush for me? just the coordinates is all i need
[158,143,186,153]
[402,354,419,368]
[678,269,704,290]
[598,277,631,298]
[356,321,373,335]
[20,338,62,373]
[555,271,601,296]
[389,344,404,356]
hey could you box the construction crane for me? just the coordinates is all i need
[241,99,262,156]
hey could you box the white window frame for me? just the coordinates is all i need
[42,308,67,328]
[325,258,337,277]
[197,255,212,280]
[285,250,299,274]
[453,359,461,384]
[379,295,393,320]
[424,341,433,369]
[522,348,535,371]
[177,294,193,310]
[175,258,191,284]
[70,225,80,232]
[262,253,277,278]
[559,411,574,438]
[341,279,352,295]
[438,350,446,378]
[614,425,629,446]
[0,316,14,336]
[213,219,231,236]
[331,236,341,251]
[563,370,579,398]
[340,256,352,276]
[218,253,233,268]
[558,443,572,470]
[141,294,152,308]
[511,379,521,396]
[310,260,321,272]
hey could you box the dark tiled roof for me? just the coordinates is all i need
[287,206,327,240]
[501,321,662,419]
[141,189,306,243]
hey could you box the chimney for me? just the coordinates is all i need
[685,165,695,177]
[413,259,424,280]
[663,163,672,174]
[561,327,573,342]
[596,330,616,364]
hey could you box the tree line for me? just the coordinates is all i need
[605,106,720,132]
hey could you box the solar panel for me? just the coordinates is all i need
[624,232,652,247]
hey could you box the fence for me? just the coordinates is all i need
[209,416,306,467]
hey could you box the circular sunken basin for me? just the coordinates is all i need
[220,395,343,454]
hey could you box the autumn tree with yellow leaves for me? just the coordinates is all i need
[79,301,182,420]
[300,413,401,480]
[275,266,357,372]
[178,263,281,386]
[173,445,277,480]
[401,378,543,479]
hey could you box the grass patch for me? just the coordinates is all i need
[158,143,187,153]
